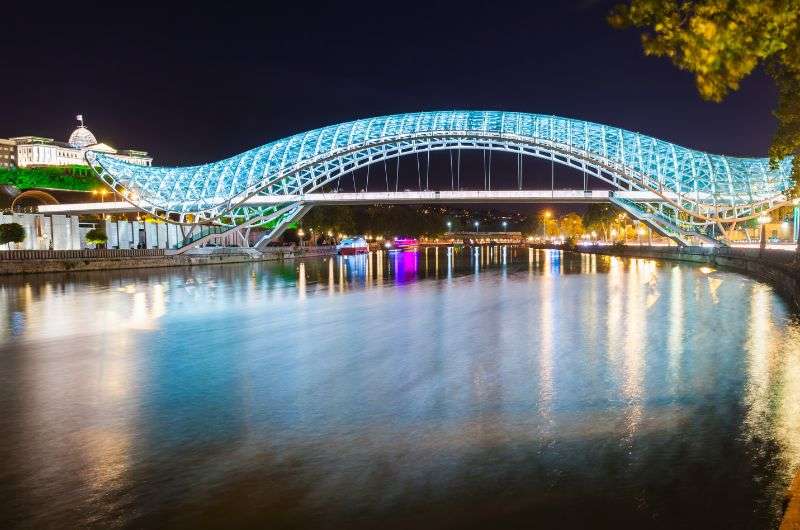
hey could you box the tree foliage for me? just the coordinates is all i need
[559,212,585,237]
[583,203,622,240]
[302,205,358,235]
[302,205,448,237]
[0,165,99,191]
[0,223,25,245]
[609,0,800,184]
[85,228,108,246]
[296,205,610,240]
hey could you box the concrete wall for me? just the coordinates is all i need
[0,245,337,275]
[0,214,197,251]
[99,220,187,249]
[0,213,81,250]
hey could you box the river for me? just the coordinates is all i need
[1,247,799,529]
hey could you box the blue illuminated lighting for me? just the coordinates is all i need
[86,110,794,243]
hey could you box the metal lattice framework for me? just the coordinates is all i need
[87,110,794,243]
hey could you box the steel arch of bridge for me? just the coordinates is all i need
[86,110,794,243]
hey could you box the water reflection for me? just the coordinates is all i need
[0,247,799,529]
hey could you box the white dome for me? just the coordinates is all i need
[68,126,97,148]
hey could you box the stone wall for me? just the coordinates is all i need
[0,245,337,275]
[0,213,81,250]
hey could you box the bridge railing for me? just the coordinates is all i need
[0,249,166,260]
[179,225,230,247]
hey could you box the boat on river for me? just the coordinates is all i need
[384,237,419,251]
[336,236,369,255]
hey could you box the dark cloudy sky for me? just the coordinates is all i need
[1,0,777,178]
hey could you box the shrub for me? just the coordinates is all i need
[0,166,98,191]
[85,228,108,248]
[0,222,25,246]
[281,228,300,244]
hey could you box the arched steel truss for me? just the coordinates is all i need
[86,111,794,244]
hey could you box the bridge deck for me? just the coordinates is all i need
[39,189,671,215]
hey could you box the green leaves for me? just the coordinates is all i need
[0,223,25,245]
[610,0,800,177]
[84,228,108,245]
[0,165,98,191]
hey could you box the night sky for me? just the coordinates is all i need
[2,0,777,191]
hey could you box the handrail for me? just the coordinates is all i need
[0,249,165,260]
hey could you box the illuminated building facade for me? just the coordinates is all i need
[0,138,15,169]
[11,116,152,169]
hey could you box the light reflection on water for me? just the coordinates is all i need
[0,247,799,529]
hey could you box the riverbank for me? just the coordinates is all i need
[0,246,337,275]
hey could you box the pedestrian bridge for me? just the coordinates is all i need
[82,110,795,247]
[42,189,674,214]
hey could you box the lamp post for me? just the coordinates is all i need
[474,221,480,233]
[793,198,800,248]
[758,215,771,251]
[617,214,627,244]
[636,221,645,245]
[446,221,452,232]
[502,221,507,232]
[542,210,551,239]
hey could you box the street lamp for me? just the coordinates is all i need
[474,221,480,233]
[93,189,109,204]
[542,210,551,239]
[502,221,507,232]
[758,214,771,250]
[446,220,452,232]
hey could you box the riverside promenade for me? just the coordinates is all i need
[0,246,337,275]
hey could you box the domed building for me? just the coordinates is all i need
[8,115,152,168]
[67,124,98,149]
